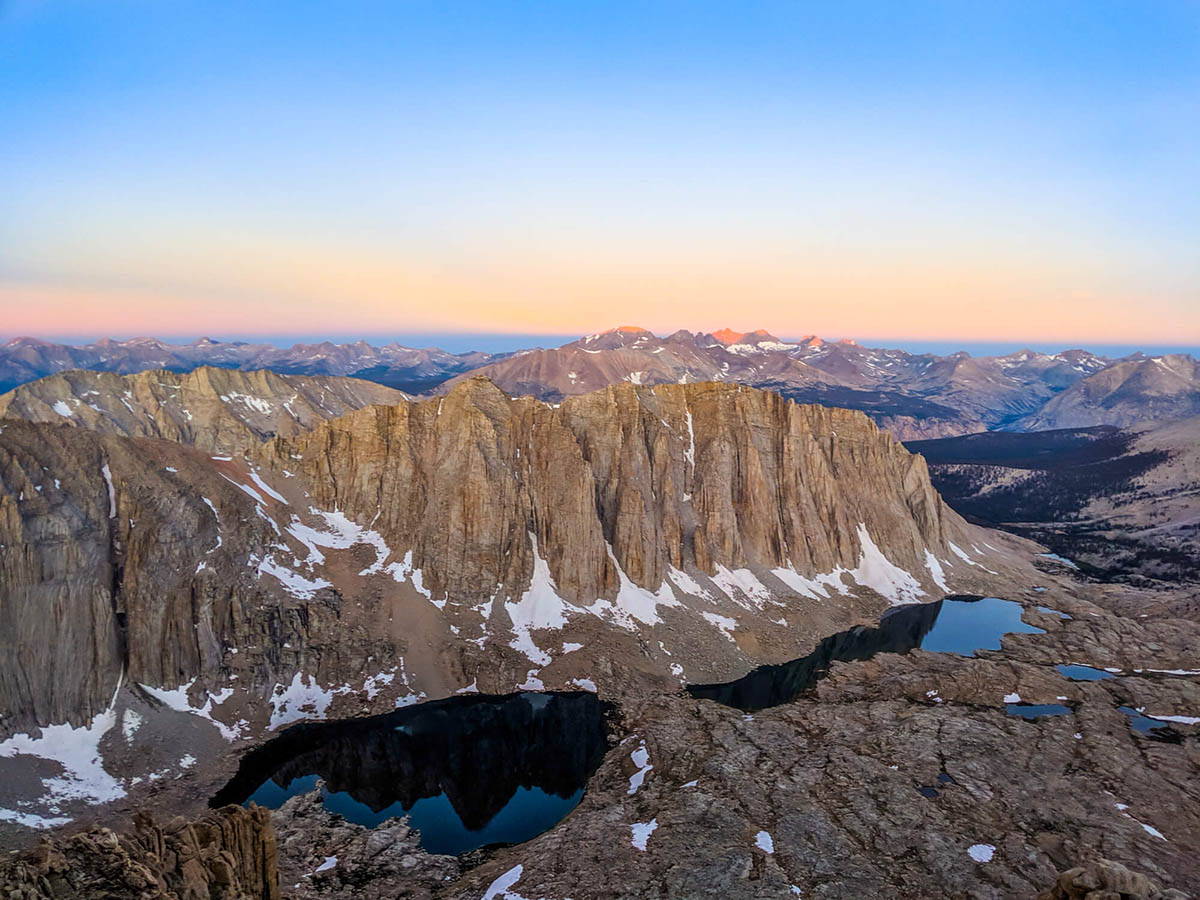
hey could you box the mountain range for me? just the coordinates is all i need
[4,329,1198,440]
[0,336,505,396]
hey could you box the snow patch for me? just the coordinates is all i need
[627,741,654,795]
[683,408,696,477]
[924,550,949,591]
[257,554,331,600]
[483,863,527,900]
[121,709,143,742]
[712,565,772,608]
[362,669,396,700]
[847,525,925,605]
[585,545,679,628]
[702,611,738,641]
[666,567,713,600]
[247,470,287,503]
[630,818,658,851]
[140,679,245,741]
[101,463,116,517]
[269,673,349,730]
[220,391,273,416]
[967,844,995,862]
[1146,714,1199,725]
[506,533,576,665]
[770,564,828,600]
[0,707,125,822]
[517,670,545,691]
[755,830,774,853]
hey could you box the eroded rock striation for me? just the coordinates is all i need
[269,377,965,609]
[0,804,278,899]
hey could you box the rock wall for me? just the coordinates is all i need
[270,378,962,606]
[1,378,977,735]
[0,804,279,899]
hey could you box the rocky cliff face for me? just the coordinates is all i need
[0,366,406,455]
[0,377,1022,837]
[0,418,287,731]
[0,804,278,899]
[0,378,996,731]
[270,378,964,609]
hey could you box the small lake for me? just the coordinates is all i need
[1056,664,1115,681]
[1119,706,1184,743]
[688,596,1046,711]
[212,691,610,855]
[1006,703,1072,719]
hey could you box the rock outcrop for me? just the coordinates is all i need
[0,419,283,731]
[0,804,278,899]
[1037,859,1190,900]
[0,366,406,454]
[271,788,459,900]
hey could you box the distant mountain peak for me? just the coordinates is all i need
[711,328,780,346]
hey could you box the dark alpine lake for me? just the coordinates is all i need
[212,691,610,855]
[688,595,1046,711]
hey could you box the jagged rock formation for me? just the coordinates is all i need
[271,788,458,900]
[1038,859,1190,899]
[270,377,964,608]
[0,418,283,730]
[0,366,405,454]
[0,804,278,899]
[1,378,984,729]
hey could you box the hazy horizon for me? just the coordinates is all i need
[5,329,1198,361]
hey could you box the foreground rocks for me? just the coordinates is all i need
[0,805,278,899]
[2,619,1196,898]
[272,788,458,900]
[1037,859,1189,900]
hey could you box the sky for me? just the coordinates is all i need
[2,1,1198,348]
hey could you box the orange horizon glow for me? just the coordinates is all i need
[4,255,1196,348]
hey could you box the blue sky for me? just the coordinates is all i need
[1,1,1197,346]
